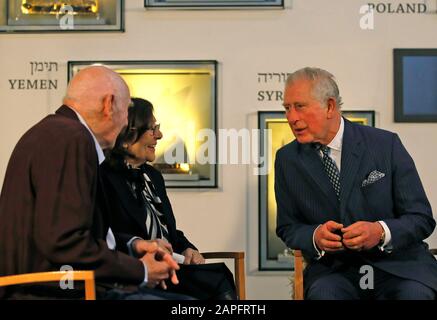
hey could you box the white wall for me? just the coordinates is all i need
[0,0,436,299]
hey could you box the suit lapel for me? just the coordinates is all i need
[298,143,339,209]
[339,119,364,220]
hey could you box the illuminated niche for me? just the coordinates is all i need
[0,0,122,32]
[69,61,218,188]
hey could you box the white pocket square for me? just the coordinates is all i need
[362,170,385,187]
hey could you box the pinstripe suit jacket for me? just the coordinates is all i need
[275,118,437,291]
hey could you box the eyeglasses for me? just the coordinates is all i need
[124,122,160,144]
[146,123,160,135]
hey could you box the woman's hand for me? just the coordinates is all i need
[182,248,205,265]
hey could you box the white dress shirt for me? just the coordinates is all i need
[70,107,149,282]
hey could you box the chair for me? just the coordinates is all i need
[0,271,96,300]
[0,252,247,300]
[202,251,246,300]
[292,248,437,300]
[292,250,305,300]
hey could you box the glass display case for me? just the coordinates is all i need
[258,111,294,270]
[0,0,123,32]
[69,60,218,188]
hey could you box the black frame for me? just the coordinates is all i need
[144,0,283,9]
[68,60,218,189]
[0,0,124,33]
[341,110,375,127]
[258,111,293,271]
[394,48,437,122]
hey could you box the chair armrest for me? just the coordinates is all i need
[201,251,246,300]
[0,271,96,300]
[202,252,244,259]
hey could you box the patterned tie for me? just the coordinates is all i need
[318,145,341,199]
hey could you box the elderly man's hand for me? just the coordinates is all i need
[138,241,180,289]
[314,220,344,252]
[182,248,205,265]
[133,239,173,257]
[341,221,383,251]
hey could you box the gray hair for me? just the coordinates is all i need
[285,67,343,109]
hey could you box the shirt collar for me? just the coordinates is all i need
[327,117,344,152]
[69,107,105,165]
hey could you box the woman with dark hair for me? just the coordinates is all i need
[101,98,237,300]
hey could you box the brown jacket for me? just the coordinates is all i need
[0,106,144,298]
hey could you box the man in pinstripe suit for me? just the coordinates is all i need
[275,67,437,299]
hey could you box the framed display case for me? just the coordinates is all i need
[144,0,283,9]
[0,0,123,32]
[258,111,294,270]
[258,110,376,270]
[68,60,218,188]
[341,110,375,126]
[394,49,437,122]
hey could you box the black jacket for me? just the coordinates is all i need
[100,161,196,254]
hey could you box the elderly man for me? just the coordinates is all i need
[0,66,184,299]
[275,67,437,299]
